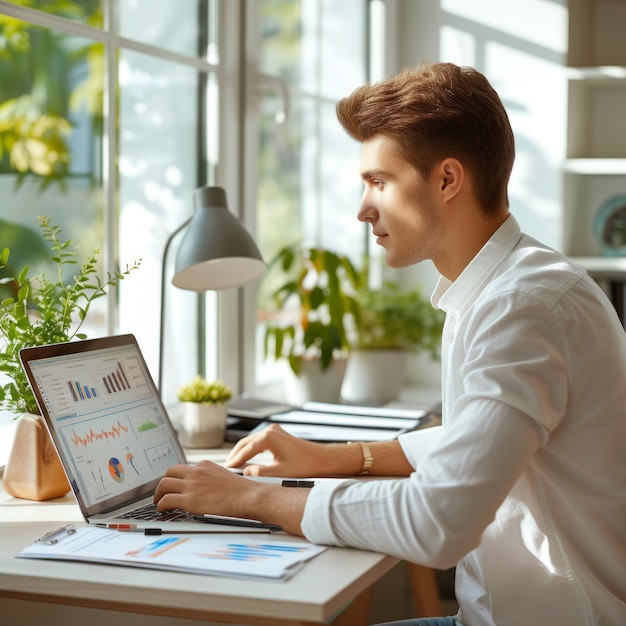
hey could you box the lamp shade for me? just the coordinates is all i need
[172,186,266,290]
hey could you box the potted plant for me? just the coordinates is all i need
[342,279,445,402]
[261,244,361,404]
[176,375,232,448]
[0,215,141,500]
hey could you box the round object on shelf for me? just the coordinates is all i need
[593,194,626,257]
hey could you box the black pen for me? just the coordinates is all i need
[123,528,241,536]
[281,480,315,488]
[193,514,282,532]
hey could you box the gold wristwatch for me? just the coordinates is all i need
[348,441,373,475]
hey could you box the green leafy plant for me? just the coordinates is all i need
[0,3,104,191]
[262,244,361,376]
[176,376,233,404]
[355,280,445,358]
[0,215,141,415]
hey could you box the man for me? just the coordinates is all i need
[155,63,626,626]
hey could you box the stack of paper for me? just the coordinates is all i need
[250,400,431,442]
[18,525,326,582]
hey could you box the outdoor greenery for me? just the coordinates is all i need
[177,375,233,405]
[262,243,361,376]
[0,215,141,414]
[0,0,103,190]
[355,280,445,358]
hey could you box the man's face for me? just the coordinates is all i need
[358,135,444,268]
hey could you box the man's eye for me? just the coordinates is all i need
[372,179,384,188]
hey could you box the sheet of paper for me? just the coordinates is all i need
[302,401,427,420]
[252,421,402,442]
[271,410,419,430]
[18,525,326,582]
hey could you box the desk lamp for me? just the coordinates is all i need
[158,185,266,391]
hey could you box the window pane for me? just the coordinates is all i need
[3,0,103,27]
[317,99,363,249]
[118,0,210,59]
[260,0,366,98]
[117,49,214,404]
[0,17,105,422]
[304,0,367,99]
[257,0,366,257]
[0,5,218,418]
[254,0,368,392]
[0,19,104,318]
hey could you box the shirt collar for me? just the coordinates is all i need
[432,214,522,314]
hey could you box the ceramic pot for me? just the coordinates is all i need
[283,357,348,405]
[178,402,228,448]
[3,413,70,501]
[342,349,408,403]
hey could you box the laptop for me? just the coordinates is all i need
[19,334,276,533]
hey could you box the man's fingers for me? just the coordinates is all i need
[225,428,281,467]
[154,476,183,506]
[241,462,278,477]
[163,463,191,478]
[225,439,261,468]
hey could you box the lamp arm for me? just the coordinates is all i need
[158,217,192,394]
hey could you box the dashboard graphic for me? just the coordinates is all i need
[67,361,131,402]
[25,343,182,508]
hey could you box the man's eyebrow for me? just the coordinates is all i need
[361,169,390,180]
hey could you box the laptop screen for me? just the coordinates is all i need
[20,335,186,516]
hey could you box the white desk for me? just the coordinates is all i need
[0,468,397,626]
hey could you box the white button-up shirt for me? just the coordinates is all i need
[301,215,626,626]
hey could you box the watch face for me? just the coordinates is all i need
[594,194,626,257]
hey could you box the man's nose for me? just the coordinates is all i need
[357,188,374,223]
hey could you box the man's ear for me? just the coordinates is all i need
[438,158,464,200]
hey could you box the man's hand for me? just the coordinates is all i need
[225,423,360,477]
[154,461,251,516]
[153,459,309,536]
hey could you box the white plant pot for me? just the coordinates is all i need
[283,358,347,405]
[178,402,228,448]
[342,349,408,403]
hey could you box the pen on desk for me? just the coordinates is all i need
[95,524,197,535]
[94,523,157,533]
[95,523,139,530]
[114,527,283,536]
[193,515,283,532]
[281,480,315,488]
[94,523,180,534]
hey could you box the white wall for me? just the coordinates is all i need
[387,0,569,387]
[394,0,568,250]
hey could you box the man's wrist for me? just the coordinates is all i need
[348,441,373,475]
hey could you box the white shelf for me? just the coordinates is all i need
[571,256,626,279]
[566,66,626,81]
[564,158,626,174]
[563,0,626,258]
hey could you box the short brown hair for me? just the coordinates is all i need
[336,62,515,213]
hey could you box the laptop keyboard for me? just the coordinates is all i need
[117,503,195,522]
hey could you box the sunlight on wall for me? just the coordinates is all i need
[442,0,567,53]
[438,0,568,249]
[395,0,571,388]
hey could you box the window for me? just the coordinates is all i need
[241,0,384,397]
[0,0,383,439]
[0,0,223,430]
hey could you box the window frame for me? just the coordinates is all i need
[231,0,393,399]
[0,0,393,431]
[0,0,232,428]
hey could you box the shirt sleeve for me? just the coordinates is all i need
[300,406,542,569]
[398,424,444,466]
